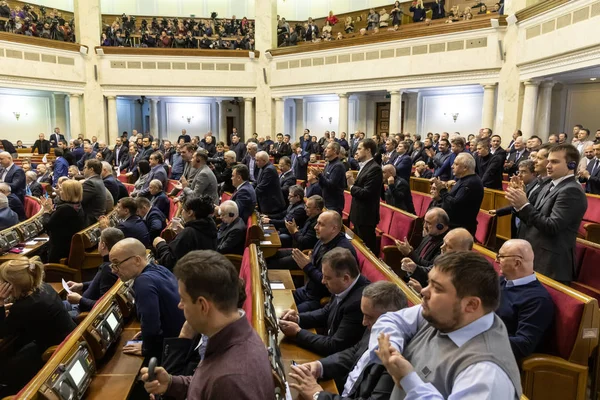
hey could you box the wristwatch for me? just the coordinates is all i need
[312,392,321,400]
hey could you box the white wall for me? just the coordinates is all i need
[563,83,600,134]
[116,98,143,138]
[419,88,483,136]
[0,91,53,145]
[101,0,256,18]
[304,96,340,136]
[277,0,397,21]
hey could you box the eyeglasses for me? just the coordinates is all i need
[110,255,137,271]
[495,254,523,262]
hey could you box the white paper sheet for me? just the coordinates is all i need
[62,278,73,294]
[270,283,286,290]
[260,241,273,245]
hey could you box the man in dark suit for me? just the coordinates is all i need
[292,144,310,181]
[71,139,85,163]
[25,171,43,197]
[77,143,97,170]
[263,185,307,247]
[49,127,65,148]
[100,197,150,247]
[135,197,166,243]
[347,139,383,254]
[381,164,415,214]
[316,142,346,214]
[1,139,17,157]
[228,164,257,223]
[431,153,484,235]
[0,152,25,202]
[392,141,412,183]
[290,281,407,399]
[269,133,291,164]
[279,247,370,356]
[475,138,504,190]
[149,181,170,219]
[32,133,51,154]
[81,159,108,226]
[305,19,319,41]
[504,137,529,177]
[578,142,600,194]
[229,134,246,163]
[216,200,247,255]
[506,130,523,152]
[509,144,587,284]
[490,134,507,160]
[349,131,364,158]
[0,183,26,221]
[35,164,52,184]
[57,140,76,166]
[382,138,398,166]
[101,161,121,205]
[278,156,297,203]
[255,151,286,216]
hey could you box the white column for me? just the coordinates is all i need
[149,98,159,139]
[219,100,227,140]
[338,93,349,136]
[106,96,118,145]
[69,94,82,138]
[294,99,304,136]
[481,84,497,130]
[254,0,277,138]
[389,90,402,135]
[244,97,254,142]
[521,81,540,137]
[274,97,285,134]
[536,80,555,141]
[404,92,419,135]
[354,93,368,133]
[52,93,68,137]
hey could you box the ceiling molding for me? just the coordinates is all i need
[0,74,85,93]
[518,44,600,80]
[101,85,256,97]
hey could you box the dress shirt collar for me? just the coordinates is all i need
[237,181,249,190]
[4,163,14,172]
[336,275,360,303]
[504,273,537,288]
[551,174,573,187]
[441,312,494,348]
[358,157,374,171]
[204,310,248,356]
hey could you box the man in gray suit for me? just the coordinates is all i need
[81,159,109,226]
[507,144,587,284]
[181,148,219,205]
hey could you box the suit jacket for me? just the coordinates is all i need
[270,142,292,163]
[382,176,415,214]
[516,176,587,282]
[435,173,484,235]
[53,157,69,183]
[138,164,169,199]
[295,275,370,356]
[144,207,167,242]
[292,152,309,181]
[0,207,19,230]
[217,217,246,255]
[583,158,600,194]
[292,215,319,250]
[496,179,540,239]
[182,164,219,205]
[392,153,412,183]
[118,215,150,247]
[49,133,65,147]
[103,175,120,205]
[230,142,247,162]
[475,152,504,190]
[318,158,347,214]
[280,170,297,201]
[151,192,171,219]
[504,149,529,176]
[305,182,322,198]
[405,233,446,287]
[77,151,97,170]
[37,171,52,184]
[383,151,398,166]
[231,181,257,223]
[2,164,25,202]
[8,193,26,221]
[270,201,307,231]
[32,139,51,154]
[140,146,154,161]
[319,330,395,400]
[27,181,43,197]
[82,175,108,225]
[72,146,84,162]
[255,163,286,215]
[350,160,383,227]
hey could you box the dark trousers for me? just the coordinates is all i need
[267,249,300,270]
[0,342,44,397]
[355,224,377,254]
[279,233,293,248]
[293,286,322,312]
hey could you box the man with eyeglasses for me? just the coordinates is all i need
[110,238,185,361]
[495,239,554,361]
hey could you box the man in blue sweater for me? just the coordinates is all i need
[495,239,555,361]
[110,238,185,361]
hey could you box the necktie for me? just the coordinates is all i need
[592,159,599,175]
[419,237,435,258]
[26,185,32,196]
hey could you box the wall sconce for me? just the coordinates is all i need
[444,112,459,123]
[13,111,27,121]
[182,115,194,124]
[320,116,333,124]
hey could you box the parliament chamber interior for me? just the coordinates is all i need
[1,0,600,399]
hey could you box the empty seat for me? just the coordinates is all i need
[167,179,179,193]
[221,191,232,203]
[24,196,41,218]
[571,239,600,303]
[579,194,600,243]
[475,210,497,249]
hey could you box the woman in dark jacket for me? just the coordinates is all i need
[0,256,76,396]
[41,179,86,263]
[410,0,427,22]
[154,195,217,271]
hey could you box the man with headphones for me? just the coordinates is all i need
[506,144,587,284]
[392,207,450,289]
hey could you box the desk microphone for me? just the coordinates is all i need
[148,357,157,381]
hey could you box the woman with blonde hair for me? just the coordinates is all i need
[0,257,76,396]
[410,0,427,22]
[41,179,86,263]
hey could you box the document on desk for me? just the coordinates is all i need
[270,282,286,290]
[285,382,293,400]
[25,240,37,246]
[62,278,73,294]
[260,240,273,245]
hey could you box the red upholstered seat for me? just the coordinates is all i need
[24,196,41,218]
[475,210,497,248]
[221,191,232,203]
[579,194,600,237]
[380,210,418,258]
[343,191,352,216]
[411,192,433,217]
[541,284,585,360]
[168,197,177,221]
[167,179,179,193]
[571,242,600,303]
[354,245,387,283]
[124,183,135,194]
[377,204,394,235]
[117,175,128,183]
[239,247,253,324]
[502,181,508,191]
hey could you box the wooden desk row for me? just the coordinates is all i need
[0,196,46,263]
[14,280,143,400]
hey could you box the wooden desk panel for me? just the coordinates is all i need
[95,329,143,376]
[0,235,48,262]
[268,270,295,290]
[86,374,139,400]
[261,224,282,258]
[50,282,65,296]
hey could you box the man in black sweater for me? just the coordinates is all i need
[495,239,554,361]
[279,248,370,356]
[64,228,123,316]
[474,138,504,190]
[316,142,347,215]
[430,153,484,235]
[381,164,415,214]
[290,281,407,400]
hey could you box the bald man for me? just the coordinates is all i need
[254,151,286,215]
[431,153,484,235]
[381,164,415,214]
[110,238,185,361]
[496,239,554,360]
[0,151,25,202]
